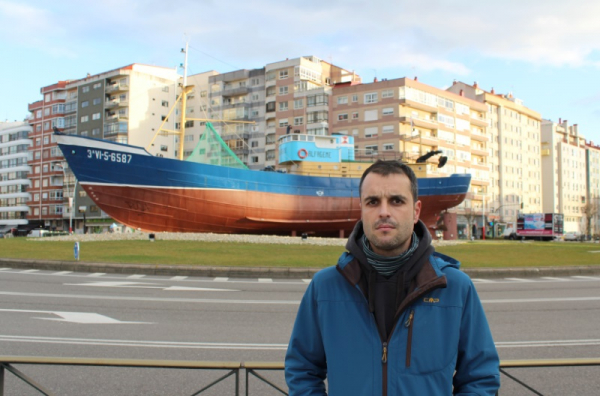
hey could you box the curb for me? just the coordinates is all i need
[2,258,600,280]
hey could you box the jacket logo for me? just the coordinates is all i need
[423,297,439,303]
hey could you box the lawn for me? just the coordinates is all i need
[1,238,600,269]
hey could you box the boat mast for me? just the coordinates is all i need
[178,41,192,160]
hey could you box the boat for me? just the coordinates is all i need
[54,128,470,238]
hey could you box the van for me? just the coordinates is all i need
[27,229,48,238]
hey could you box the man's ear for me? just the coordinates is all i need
[413,200,422,223]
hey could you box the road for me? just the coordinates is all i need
[1,267,599,395]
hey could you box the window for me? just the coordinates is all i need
[93,98,101,105]
[384,143,394,150]
[294,117,303,126]
[251,141,258,148]
[352,112,359,120]
[251,156,259,163]
[162,100,169,107]
[364,110,378,121]
[364,93,378,104]
[365,145,378,155]
[382,107,394,116]
[294,99,303,109]
[92,113,100,120]
[338,113,348,121]
[382,90,394,98]
[279,70,289,79]
[92,128,100,136]
[337,96,348,105]
[382,125,394,134]
[80,130,89,136]
[81,115,89,122]
[90,205,99,212]
[352,95,358,102]
[365,127,378,138]
[279,86,289,95]
[93,83,101,89]
[279,119,289,127]
[279,101,288,111]
[82,86,89,93]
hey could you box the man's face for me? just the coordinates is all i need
[360,172,421,257]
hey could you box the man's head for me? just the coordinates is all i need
[359,160,421,256]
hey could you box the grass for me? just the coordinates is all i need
[1,238,600,269]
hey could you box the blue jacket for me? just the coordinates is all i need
[285,251,500,395]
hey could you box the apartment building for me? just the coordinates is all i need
[331,77,489,239]
[27,81,69,230]
[586,142,600,236]
[447,82,543,234]
[28,64,180,233]
[0,121,32,234]
[542,119,588,233]
[265,56,360,168]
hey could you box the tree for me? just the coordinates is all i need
[582,200,599,238]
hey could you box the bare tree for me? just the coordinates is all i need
[582,201,599,238]
[463,208,477,239]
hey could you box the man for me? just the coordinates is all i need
[285,160,500,395]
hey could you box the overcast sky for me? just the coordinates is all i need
[1,0,599,142]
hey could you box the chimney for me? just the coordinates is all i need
[453,80,457,85]
[374,77,378,82]
[414,76,418,81]
[559,118,562,124]
[473,81,478,88]
[459,89,464,96]
[491,87,495,94]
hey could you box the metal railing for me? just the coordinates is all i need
[2,356,599,395]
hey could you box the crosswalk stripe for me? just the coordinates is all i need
[0,268,11,271]
[53,271,73,275]
[572,276,600,280]
[505,277,531,282]
[20,269,39,273]
[171,276,188,281]
[541,277,570,281]
[213,277,229,282]
[127,274,146,279]
[258,278,273,283]
[302,279,312,283]
[88,273,106,277]
[471,278,496,283]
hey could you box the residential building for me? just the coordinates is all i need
[542,119,588,233]
[0,121,32,233]
[331,77,489,239]
[585,142,600,236]
[27,81,69,230]
[265,56,360,168]
[447,82,543,235]
[28,64,180,233]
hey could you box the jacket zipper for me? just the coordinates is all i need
[405,309,415,367]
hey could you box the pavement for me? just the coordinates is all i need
[2,257,600,280]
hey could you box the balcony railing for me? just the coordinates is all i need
[105,83,129,93]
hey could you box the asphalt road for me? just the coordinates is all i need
[1,268,599,395]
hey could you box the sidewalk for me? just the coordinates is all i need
[2,257,600,280]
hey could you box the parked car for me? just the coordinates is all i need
[563,232,584,241]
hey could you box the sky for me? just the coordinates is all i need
[1,0,599,142]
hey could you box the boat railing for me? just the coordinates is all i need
[2,356,599,395]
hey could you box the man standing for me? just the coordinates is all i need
[285,160,499,395]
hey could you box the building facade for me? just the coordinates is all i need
[0,121,32,233]
[542,119,588,233]
[27,65,180,233]
[447,82,543,235]
[586,142,600,236]
[331,77,489,239]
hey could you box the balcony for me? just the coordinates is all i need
[105,99,128,108]
[106,113,129,122]
[221,86,249,97]
[471,147,488,156]
[399,116,438,130]
[470,115,488,128]
[105,83,129,93]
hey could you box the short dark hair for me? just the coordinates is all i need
[359,160,418,202]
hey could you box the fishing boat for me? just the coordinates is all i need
[54,127,470,238]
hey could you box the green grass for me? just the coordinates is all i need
[1,238,600,268]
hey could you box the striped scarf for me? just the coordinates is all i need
[362,232,419,277]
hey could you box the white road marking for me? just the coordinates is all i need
[541,277,570,281]
[52,271,73,276]
[0,308,149,324]
[170,276,187,281]
[0,335,287,350]
[471,278,497,283]
[481,296,600,304]
[64,281,238,292]
[87,273,106,277]
[572,276,600,280]
[127,274,146,279]
[496,339,600,348]
[302,279,311,283]
[213,277,229,282]
[0,268,11,271]
[504,278,531,282]
[20,269,39,273]
[258,278,273,283]
[0,291,298,305]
